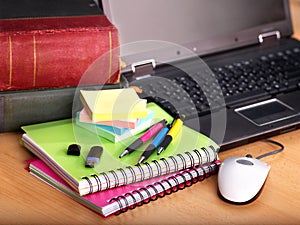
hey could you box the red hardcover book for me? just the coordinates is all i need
[0,15,120,91]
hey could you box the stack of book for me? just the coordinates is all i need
[10,0,220,218]
[76,88,155,143]
[22,93,221,217]
[0,0,125,132]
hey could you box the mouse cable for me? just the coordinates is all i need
[246,139,285,159]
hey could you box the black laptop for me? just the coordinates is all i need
[0,0,102,19]
[101,0,300,150]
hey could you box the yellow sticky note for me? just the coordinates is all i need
[80,88,148,122]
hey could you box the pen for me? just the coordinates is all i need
[138,124,170,164]
[119,119,167,158]
[157,118,183,155]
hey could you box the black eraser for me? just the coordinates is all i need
[67,144,81,156]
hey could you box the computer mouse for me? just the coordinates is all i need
[218,156,271,203]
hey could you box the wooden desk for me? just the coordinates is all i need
[1,1,300,224]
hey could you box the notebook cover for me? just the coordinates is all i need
[28,157,220,217]
[22,102,219,195]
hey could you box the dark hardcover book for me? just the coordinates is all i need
[0,15,120,91]
[0,76,128,132]
[0,0,102,19]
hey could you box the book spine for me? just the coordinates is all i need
[109,160,220,215]
[0,77,127,132]
[80,146,218,195]
[0,16,120,91]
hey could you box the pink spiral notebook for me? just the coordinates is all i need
[27,158,220,217]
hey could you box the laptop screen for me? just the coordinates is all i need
[102,0,292,65]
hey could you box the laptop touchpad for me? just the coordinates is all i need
[235,99,299,126]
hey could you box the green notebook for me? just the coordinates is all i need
[22,103,219,196]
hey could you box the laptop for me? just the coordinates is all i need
[0,0,102,19]
[100,0,300,150]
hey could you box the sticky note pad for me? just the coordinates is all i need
[80,88,148,122]
[78,108,139,129]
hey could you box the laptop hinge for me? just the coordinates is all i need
[258,31,281,44]
[131,59,156,80]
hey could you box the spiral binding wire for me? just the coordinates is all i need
[108,160,220,215]
[82,145,218,195]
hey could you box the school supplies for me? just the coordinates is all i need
[79,108,139,129]
[137,124,170,164]
[27,158,220,217]
[157,118,183,155]
[22,103,219,196]
[67,144,81,156]
[80,88,148,122]
[85,146,103,168]
[76,110,154,143]
[119,119,167,158]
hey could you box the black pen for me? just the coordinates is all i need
[138,124,170,164]
[119,119,167,158]
[157,118,183,155]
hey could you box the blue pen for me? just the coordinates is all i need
[138,124,170,164]
[119,119,167,158]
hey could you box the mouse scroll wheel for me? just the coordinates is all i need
[236,159,254,166]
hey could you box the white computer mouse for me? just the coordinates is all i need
[218,156,271,203]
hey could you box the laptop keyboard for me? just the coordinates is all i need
[215,47,300,102]
[134,47,300,119]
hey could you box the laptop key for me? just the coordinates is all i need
[285,69,300,80]
[225,89,269,107]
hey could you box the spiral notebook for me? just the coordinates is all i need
[27,158,220,217]
[22,102,219,196]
